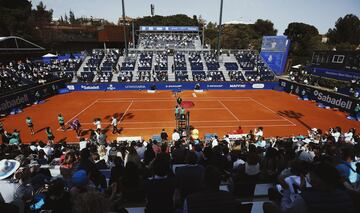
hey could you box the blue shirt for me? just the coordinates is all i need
[336,161,360,184]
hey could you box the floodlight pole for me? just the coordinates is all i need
[132,20,135,48]
[122,0,128,57]
[216,0,223,59]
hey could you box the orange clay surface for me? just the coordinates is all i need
[1,90,359,144]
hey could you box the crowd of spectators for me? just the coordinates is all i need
[204,52,220,71]
[139,33,198,49]
[138,53,153,71]
[235,51,275,82]
[288,69,360,98]
[0,58,77,95]
[0,124,359,213]
[154,52,168,71]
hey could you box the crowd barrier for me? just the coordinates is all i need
[65,81,279,92]
[279,79,360,113]
[0,79,67,114]
[307,67,360,81]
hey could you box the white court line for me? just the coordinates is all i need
[119,101,133,122]
[217,100,240,122]
[72,124,295,131]
[248,97,297,127]
[97,99,252,103]
[96,97,252,101]
[80,119,286,125]
[127,108,226,111]
[57,100,98,131]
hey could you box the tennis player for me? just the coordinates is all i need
[58,114,65,131]
[111,116,120,134]
[26,117,35,135]
[45,127,55,143]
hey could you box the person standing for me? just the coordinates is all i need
[26,117,34,135]
[180,107,186,121]
[177,96,183,106]
[35,91,41,103]
[0,121,4,135]
[45,127,55,143]
[58,114,65,131]
[111,116,120,134]
[93,118,102,130]
[172,129,180,142]
[9,129,21,145]
[160,129,168,141]
[354,104,360,120]
[71,119,82,138]
[175,105,180,120]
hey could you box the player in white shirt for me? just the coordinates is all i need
[93,118,102,130]
[171,129,180,141]
[111,116,120,134]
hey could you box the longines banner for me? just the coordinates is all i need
[0,79,66,113]
[279,79,360,113]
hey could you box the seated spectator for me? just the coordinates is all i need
[60,151,77,184]
[121,162,144,202]
[184,166,238,213]
[124,145,141,168]
[42,179,72,213]
[143,143,156,165]
[171,140,188,164]
[336,147,360,191]
[144,154,176,213]
[175,151,205,200]
[279,162,354,213]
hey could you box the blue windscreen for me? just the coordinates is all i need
[260,36,290,75]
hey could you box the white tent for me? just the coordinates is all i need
[292,64,302,69]
[42,53,57,58]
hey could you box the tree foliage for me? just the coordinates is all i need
[134,14,199,29]
[0,0,53,42]
[327,14,360,45]
[284,22,320,57]
[204,19,277,50]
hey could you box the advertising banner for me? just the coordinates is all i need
[307,67,360,81]
[0,80,66,113]
[66,82,278,92]
[140,26,199,32]
[279,79,360,113]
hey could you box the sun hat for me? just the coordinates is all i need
[0,159,20,180]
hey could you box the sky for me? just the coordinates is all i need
[31,0,360,34]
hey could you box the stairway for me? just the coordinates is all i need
[72,55,90,82]
[167,55,175,81]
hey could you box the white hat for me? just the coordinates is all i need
[0,159,20,180]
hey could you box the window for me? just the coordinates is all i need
[332,55,345,64]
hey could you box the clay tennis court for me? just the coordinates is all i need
[1,90,359,144]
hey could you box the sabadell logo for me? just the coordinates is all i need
[313,90,353,110]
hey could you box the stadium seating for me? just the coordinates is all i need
[139,33,199,49]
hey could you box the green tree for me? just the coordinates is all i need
[252,19,277,38]
[32,1,53,27]
[327,14,360,45]
[0,0,33,37]
[69,10,76,24]
[284,22,320,57]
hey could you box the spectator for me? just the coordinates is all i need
[144,154,176,213]
[172,129,180,141]
[280,162,354,213]
[161,129,168,141]
[175,151,205,200]
[184,166,238,213]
